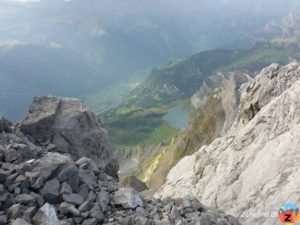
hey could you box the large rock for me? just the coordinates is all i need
[114,188,143,209]
[0,117,12,133]
[20,95,118,177]
[11,218,31,225]
[32,203,58,225]
[39,179,60,203]
[156,63,300,225]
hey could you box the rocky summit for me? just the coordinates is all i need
[156,62,300,225]
[19,96,118,178]
[0,96,240,225]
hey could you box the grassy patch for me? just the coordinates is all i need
[102,98,191,146]
[144,122,180,145]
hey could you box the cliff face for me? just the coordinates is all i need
[116,143,165,179]
[156,62,300,225]
[124,70,254,194]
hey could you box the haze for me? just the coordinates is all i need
[0,0,299,120]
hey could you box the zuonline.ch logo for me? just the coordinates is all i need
[278,203,300,225]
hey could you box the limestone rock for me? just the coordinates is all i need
[32,203,58,225]
[157,63,300,225]
[0,117,12,133]
[39,179,60,203]
[20,95,118,177]
[114,188,143,209]
[11,218,32,225]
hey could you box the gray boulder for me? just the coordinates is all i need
[39,179,60,203]
[32,203,58,225]
[114,188,143,209]
[0,117,12,133]
[11,218,32,225]
[20,95,118,177]
[0,215,7,225]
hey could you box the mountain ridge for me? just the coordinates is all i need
[156,62,300,225]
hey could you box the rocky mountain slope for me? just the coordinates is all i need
[135,70,254,192]
[0,95,241,225]
[156,62,300,225]
[107,41,300,191]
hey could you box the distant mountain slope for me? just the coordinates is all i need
[1,0,300,120]
[102,42,300,146]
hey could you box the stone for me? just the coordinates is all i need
[31,177,44,190]
[60,182,72,195]
[0,193,10,202]
[82,218,97,225]
[62,194,84,206]
[89,203,104,222]
[59,202,80,217]
[78,170,96,189]
[0,169,10,183]
[39,178,60,203]
[8,204,25,220]
[20,95,118,178]
[23,207,37,223]
[217,219,231,225]
[31,153,71,182]
[0,117,12,133]
[11,218,32,225]
[4,173,18,187]
[30,192,44,207]
[5,148,18,162]
[78,201,93,212]
[199,214,212,225]
[75,157,99,173]
[0,215,7,225]
[76,184,89,200]
[125,176,148,192]
[32,203,59,225]
[15,162,32,175]
[15,194,35,204]
[135,207,146,216]
[58,165,79,192]
[98,190,110,212]
[225,215,240,225]
[170,206,181,220]
[59,202,73,216]
[114,188,143,209]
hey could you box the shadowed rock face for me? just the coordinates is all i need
[0,117,12,133]
[156,62,300,225]
[20,95,118,178]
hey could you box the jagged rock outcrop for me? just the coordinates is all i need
[121,176,148,192]
[125,70,254,195]
[0,96,241,225]
[117,144,165,179]
[0,117,12,133]
[156,62,300,225]
[20,95,118,178]
[191,70,254,135]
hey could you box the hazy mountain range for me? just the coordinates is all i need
[1,0,300,120]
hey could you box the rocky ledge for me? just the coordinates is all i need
[0,96,240,225]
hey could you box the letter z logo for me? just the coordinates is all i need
[284,214,292,222]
